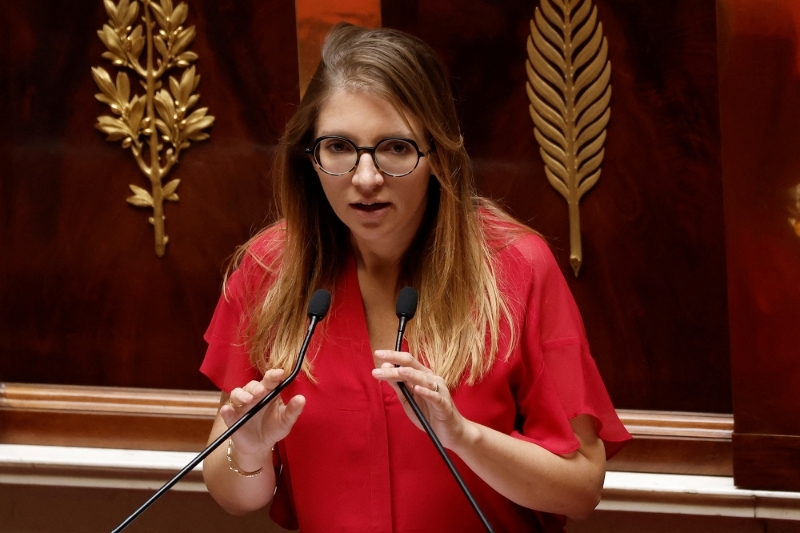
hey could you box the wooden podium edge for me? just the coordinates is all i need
[0,382,733,475]
[0,383,218,452]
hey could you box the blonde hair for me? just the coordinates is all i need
[232,24,527,387]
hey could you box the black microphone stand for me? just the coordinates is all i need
[111,290,330,533]
[394,288,495,533]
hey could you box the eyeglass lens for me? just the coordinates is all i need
[315,138,419,176]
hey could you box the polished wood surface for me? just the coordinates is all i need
[0,0,298,390]
[383,0,730,413]
[610,411,733,476]
[732,434,800,493]
[0,382,732,476]
[717,0,800,491]
[0,382,217,451]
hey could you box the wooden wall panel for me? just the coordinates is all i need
[383,0,731,413]
[295,0,382,95]
[717,0,800,490]
[0,0,298,389]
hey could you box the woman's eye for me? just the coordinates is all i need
[380,140,411,155]
[323,141,353,154]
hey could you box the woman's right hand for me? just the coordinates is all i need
[203,369,303,514]
[220,368,306,465]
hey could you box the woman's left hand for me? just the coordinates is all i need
[371,349,476,451]
[372,350,607,518]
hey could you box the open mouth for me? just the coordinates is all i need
[352,202,389,212]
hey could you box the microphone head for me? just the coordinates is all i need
[395,287,418,319]
[307,289,331,319]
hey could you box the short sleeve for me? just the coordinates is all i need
[200,229,285,392]
[200,265,261,392]
[506,234,631,458]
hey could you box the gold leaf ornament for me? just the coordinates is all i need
[127,184,153,207]
[526,0,611,276]
[92,0,214,257]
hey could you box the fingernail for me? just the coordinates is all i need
[372,368,382,377]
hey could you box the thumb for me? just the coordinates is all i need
[277,395,306,432]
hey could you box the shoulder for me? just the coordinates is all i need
[234,222,286,276]
[477,203,558,282]
[242,222,286,267]
[224,222,286,301]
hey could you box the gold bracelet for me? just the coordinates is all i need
[226,438,264,478]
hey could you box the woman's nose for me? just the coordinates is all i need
[351,152,384,191]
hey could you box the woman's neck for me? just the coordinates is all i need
[351,240,403,285]
[350,238,406,355]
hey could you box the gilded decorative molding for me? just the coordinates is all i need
[92,0,214,257]
[526,0,611,276]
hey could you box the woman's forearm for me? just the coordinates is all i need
[372,351,607,519]
[202,396,277,515]
[450,414,606,519]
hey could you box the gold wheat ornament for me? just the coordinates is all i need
[526,0,611,276]
[92,0,214,257]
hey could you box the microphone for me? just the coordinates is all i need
[307,288,333,319]
[394,286,418,350]
[393,287,494,533]
[111,289,331,533]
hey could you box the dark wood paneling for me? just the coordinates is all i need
[718,0,800,491]
[718,0,800,439]
[383,0,730,413]
[0,1,298,389]
[733,434,800,492]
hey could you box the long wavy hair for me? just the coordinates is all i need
[232,23,524,387]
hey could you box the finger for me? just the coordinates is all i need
[280,395,306,428]
[265,395,305,442]
[242,380,266,399]
[219,402,243,427]
[374,350,431,372]
[411,384,453,420]
[370,367,409,399]
[397,366,440,390]
[372,366,439,395]
[260,368,286,389]
[228,387,252,407]
[371,366,405,382]
[413,383,447,403]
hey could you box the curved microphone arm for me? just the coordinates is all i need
[111,289,330,533]
[393,287,494,533]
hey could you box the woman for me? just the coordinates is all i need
[201,23,630,532]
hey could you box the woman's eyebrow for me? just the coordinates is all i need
[315,130,416,142]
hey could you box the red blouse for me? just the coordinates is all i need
[201,225,631,533]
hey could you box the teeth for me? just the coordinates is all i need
[354,202,386,210]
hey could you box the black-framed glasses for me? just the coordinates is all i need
[305,136,427,177]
